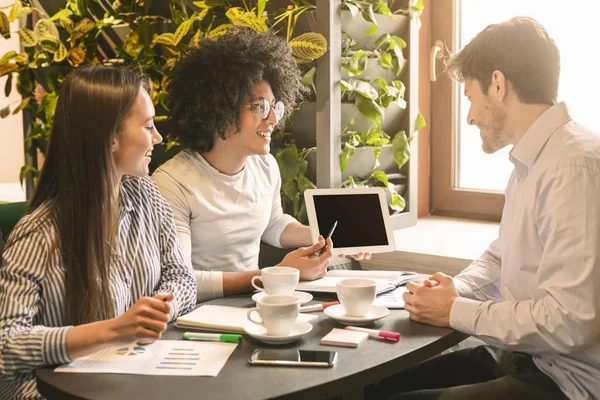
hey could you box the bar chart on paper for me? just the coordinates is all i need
[55,340,237,376]
[156,347,201,371]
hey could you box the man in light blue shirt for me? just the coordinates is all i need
[371,17,600,400]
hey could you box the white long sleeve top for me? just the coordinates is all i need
[152,150,297,302]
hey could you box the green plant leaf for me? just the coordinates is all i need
[39,35,60,53]
[191,28,202,47]
[275,145,300,183]
[376,0,394,18]
[8,1,21,22]
[8,2,32,22]
[0,11,10,39]
[391,130,410,169]
[59,17,74,33]
[349,78,377,99]
[289,32,327,64]
[340,141,355,173]
[153,33,176,46]
[371,169,388,187]
[226,7,268,32]
[174,18,194,45]
[49,8,73,22]
[19,164,39,186]
[302,66,317,96]
[0,50,17,64]
[18,28,38,47]
[4,72,12,97]
[257,0,267,17]
[389,191,405,211]
[356,95,382,124]
[54,41,67,62]
[73,18,95,33]
[413,112,426,134]
[12,96,30,114]
[35,19,60,39]
[342,50,368,77]
[340,79,353,93]
[344,1,359,18]
[361,4,377,36]
[377,51,393,70]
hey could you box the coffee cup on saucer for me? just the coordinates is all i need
[246,294,300,336]
[336,278,377,317]
[251,266,299,295]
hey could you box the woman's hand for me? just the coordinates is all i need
[278,236,333,281]
[108,293,173,346]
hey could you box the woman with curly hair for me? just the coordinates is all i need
[153,28,366,302]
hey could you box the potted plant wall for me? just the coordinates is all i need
[0,0,326,223]
[289,0,424,215]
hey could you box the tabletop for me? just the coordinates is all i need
[37,293,468,400]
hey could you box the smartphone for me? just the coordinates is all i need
[248,349,338,367]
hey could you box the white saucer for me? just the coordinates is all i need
[324,304,390,325]
[244,319,313,344]
[251,291,313,305]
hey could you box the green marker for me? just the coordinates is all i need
[182,332,242,343]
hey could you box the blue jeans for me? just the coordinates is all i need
[367,346,567,400]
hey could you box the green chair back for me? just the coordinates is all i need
[0,201,28,239]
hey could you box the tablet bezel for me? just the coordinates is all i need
[304,187,396,255]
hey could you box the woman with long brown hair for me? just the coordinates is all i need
[0,65,197,399]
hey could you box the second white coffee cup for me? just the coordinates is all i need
[246,294,300,336]
[251,266,299,295]
[336,278,377,317]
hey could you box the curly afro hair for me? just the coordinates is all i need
[168,27,308,153]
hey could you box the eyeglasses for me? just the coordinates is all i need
[245,98,285,122]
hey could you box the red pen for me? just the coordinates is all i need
[300,301,339,312]
[345,326,400,342]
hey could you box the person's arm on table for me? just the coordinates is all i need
[406,166,600,354]
[0,230,171,375]
[450,166,600,353]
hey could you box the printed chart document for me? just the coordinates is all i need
[55,340,237,376]
[297,269,418,294]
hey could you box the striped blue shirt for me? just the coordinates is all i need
[0,176,197,399]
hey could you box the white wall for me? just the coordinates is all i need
[0,0,25,202]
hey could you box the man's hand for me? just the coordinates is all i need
[278,236,332,281]
[402,272,458,327]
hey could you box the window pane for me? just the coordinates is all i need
[457,0,600,192]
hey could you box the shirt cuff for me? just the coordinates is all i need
[196,270,224,303]
[42,326,73,365]
[449,297,481,336]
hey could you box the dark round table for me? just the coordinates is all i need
[36,294,467,400]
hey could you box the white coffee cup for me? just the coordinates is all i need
[336,278,377,317]
[251,266,299,295]
[246,294,300,336]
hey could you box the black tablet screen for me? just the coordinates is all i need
[313,194,389,247]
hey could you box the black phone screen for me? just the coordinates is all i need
[250,349,338,366]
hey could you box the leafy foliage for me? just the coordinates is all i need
[0,0,325,216]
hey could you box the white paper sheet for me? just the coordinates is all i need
[373,286,408,309]
[54,340,237,376]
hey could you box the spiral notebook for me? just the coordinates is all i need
[176,305,317,334]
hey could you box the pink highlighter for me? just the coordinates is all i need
[344,326,401,342]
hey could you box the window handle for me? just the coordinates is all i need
[430,40,445,82]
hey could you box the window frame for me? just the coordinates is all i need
[430,0,504,222]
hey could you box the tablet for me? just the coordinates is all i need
[304,188,396,255]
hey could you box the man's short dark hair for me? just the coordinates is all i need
[168,27,308,153]
[446,16,560,105]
